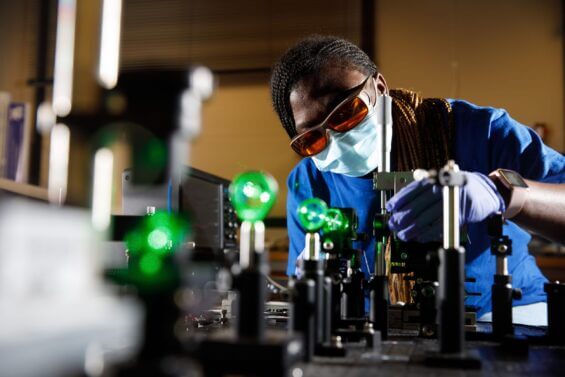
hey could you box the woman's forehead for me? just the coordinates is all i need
[290,67,367,132]
[293,66,366,98]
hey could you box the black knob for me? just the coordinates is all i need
[513,288,522,300]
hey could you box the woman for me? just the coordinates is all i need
[270,35,565,325]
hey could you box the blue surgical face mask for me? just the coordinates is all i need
[311,110,381,177]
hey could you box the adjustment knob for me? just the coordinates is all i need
[513,288,522,300]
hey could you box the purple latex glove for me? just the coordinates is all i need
[385,171,505,242]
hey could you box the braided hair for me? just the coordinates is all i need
[270,35,378,138]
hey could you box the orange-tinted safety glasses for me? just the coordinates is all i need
[290,76,376,157]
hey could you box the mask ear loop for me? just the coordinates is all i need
[368,76,381,109]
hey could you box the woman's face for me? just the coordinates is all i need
[289,64,388,138]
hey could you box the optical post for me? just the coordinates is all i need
[423,161,480,368]
[321,207,379,349]
[294,199,347,356]
[195,172,303,377]
[368,94,393,340]
[488,214,522,339]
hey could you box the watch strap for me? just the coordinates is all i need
[488,169,529,219]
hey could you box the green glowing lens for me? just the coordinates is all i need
[373,218,384,230]
[147,227,172,253]
[144,212,185,250]
[297,198,328,232]
[125,210,188,276]
[140,254,162,276]
[230,171,278,222]
[323,208,349,234]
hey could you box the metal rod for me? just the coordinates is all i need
[29,0,52,185]
[438,160,465,354]
[442,161,460,249]
[238,220,265,269]
[305,233,320,261]
[496,256,508,276]
[375,237,386,276]
[375,94,392,277]
[376,95,392,175]
[239,221,252,268]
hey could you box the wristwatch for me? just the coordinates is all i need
[488,169,530,219]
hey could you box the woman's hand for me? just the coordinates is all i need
[385,171,505,242]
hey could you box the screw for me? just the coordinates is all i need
[331,336,343,348]
[421,286,435,297]
[422,325,435,337]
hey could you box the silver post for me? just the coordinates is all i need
[438,160,466,355]
[375,94,393,277]
[239,220,265,270]
[443,161,460,249]
[496,243,509,275]
[172,66,214,185]
[376,95,393,176]
[304,233,320,261]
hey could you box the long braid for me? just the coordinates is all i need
[391,89,454,170]
[388,89,454,303]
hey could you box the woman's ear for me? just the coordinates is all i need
[375,73,389,95]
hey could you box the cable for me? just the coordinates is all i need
[266,274,288,293]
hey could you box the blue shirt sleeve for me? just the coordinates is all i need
[451,100,565,316]
[487,108,565,182]
[452,99,565,181]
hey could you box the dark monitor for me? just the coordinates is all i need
[122,167,238,252]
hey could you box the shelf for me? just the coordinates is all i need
[0,177,49,201]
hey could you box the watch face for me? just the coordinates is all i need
[499,169,528,188]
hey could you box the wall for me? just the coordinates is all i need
[191,74,300,217]
[0,1,37,103]
[377,0,564,151]
[191,0,565,219]
[0,0,563,211]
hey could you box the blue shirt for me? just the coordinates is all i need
[286,99,565,318]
